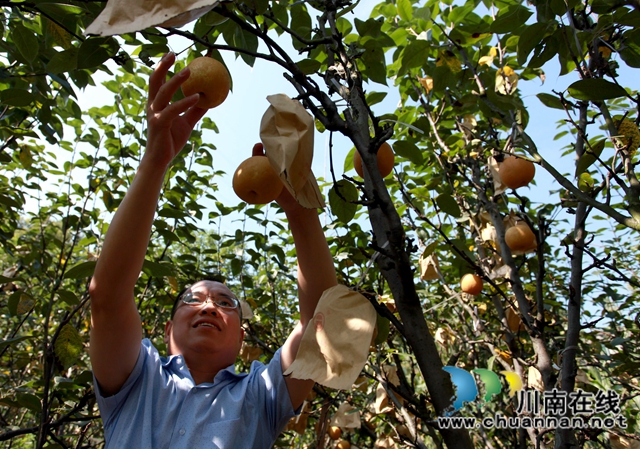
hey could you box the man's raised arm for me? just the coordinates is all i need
[89,53,206,396]
[275,176,338,410]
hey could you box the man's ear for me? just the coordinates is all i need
[164,320,173,345]
[238,327,245,345]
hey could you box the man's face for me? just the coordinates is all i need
[164,281,244,364]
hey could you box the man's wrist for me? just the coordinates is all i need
[137,153,171,180]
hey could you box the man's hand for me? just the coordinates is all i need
[145,52,208,169]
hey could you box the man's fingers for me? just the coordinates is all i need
[148,52,175,105]
[150,67,191,113]
[153,93,200,124]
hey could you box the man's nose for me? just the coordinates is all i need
[199,298,220,312]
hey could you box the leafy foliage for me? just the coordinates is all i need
[1,0,640,448]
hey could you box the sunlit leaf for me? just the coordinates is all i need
[575,139,606,177]
[568,79,628,101]
[54,324,83,370]
[536,93,565,110]
[397,0,413,21]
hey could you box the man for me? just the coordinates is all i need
[89,52,337,448]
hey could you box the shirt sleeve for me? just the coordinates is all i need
[92,340,147,427]
[247,348,298,436]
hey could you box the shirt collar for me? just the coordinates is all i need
[162,354,246,384]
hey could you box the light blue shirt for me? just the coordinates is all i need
[94,339,296,449]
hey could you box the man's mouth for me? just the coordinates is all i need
[194,322,220,331]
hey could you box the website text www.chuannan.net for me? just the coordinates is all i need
[437,413,628,430]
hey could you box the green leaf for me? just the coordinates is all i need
[19,146,32,168]
[297,58,321,74]
[422,241,438,257]
[393,140,424,165]
[230,258,242,276]
[619,46,640,68]
[528,34,559,68]
[591,0,613,14]
[336,17,352,35]
[54,324,83,370]
[0,88,35,107]
[13,23,39,63]
[329,180,358,223]
[567,79,628,101]
[432,65,455,92]
[202,8,230,26]
[232,27,258,66]
[46,48,79,74]
[578,172,595,192]
[158,206,187,219]
[354,18,383,38]
[8,292,34,316]
[361,41,387,85]
[397,0,413,21]
[57,289,80,306]
[374,315,390,345]
[448,2,477,24]
[64,261,97,279]
[0,397,21,408]
[366,91,387,106]
[36,3,85,17]
[45,18,72,50]
[0,126,38,138]
[0,193,22,209]
[0,275,21,283]
[399,40,430,76]
[536,93,564,110]
[289,4,311,52]
[575,139,605,177]
[490,5,533,34]
[77,38,114,70]
[0,335,31,352]
[415,5,431,21]
[344,148,355,173]
[436,193,461,218]
[16,393,41,413]
[142,260,175,277]
[517,22,548,65]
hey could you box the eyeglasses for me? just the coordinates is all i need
[179,291,242,318]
